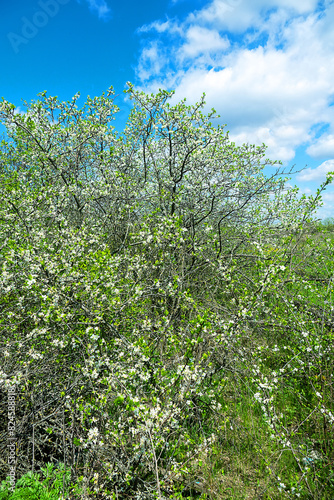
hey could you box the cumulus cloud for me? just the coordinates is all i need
[187,0,320,35]
[297,160,334,181]
[307,133,334,159]
[179,26,229,61]
[134,0,334,165]
[136,41,168,82]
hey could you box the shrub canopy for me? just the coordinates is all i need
[0,85,333,499]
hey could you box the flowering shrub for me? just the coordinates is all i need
[0,86,333,498]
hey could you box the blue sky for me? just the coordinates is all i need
[1,0,334,219]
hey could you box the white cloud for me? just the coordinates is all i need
[297,160,334,181]
[134,1,334,165]
[136,41,168,82]
[83,0,112,21]
[137,19,183,35]
[179,26,229,61]
[314,189,334,220]
[321,191,334,206]
[307,133,334,159]
[188,0,319,33]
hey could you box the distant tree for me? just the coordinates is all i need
[321,216,334,231]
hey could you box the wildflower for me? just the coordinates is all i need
[88,427,99,440]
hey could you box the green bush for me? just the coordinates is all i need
[0,463,73,500]
[0,85,333,499]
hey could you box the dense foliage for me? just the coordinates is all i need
[0,85,333,499]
